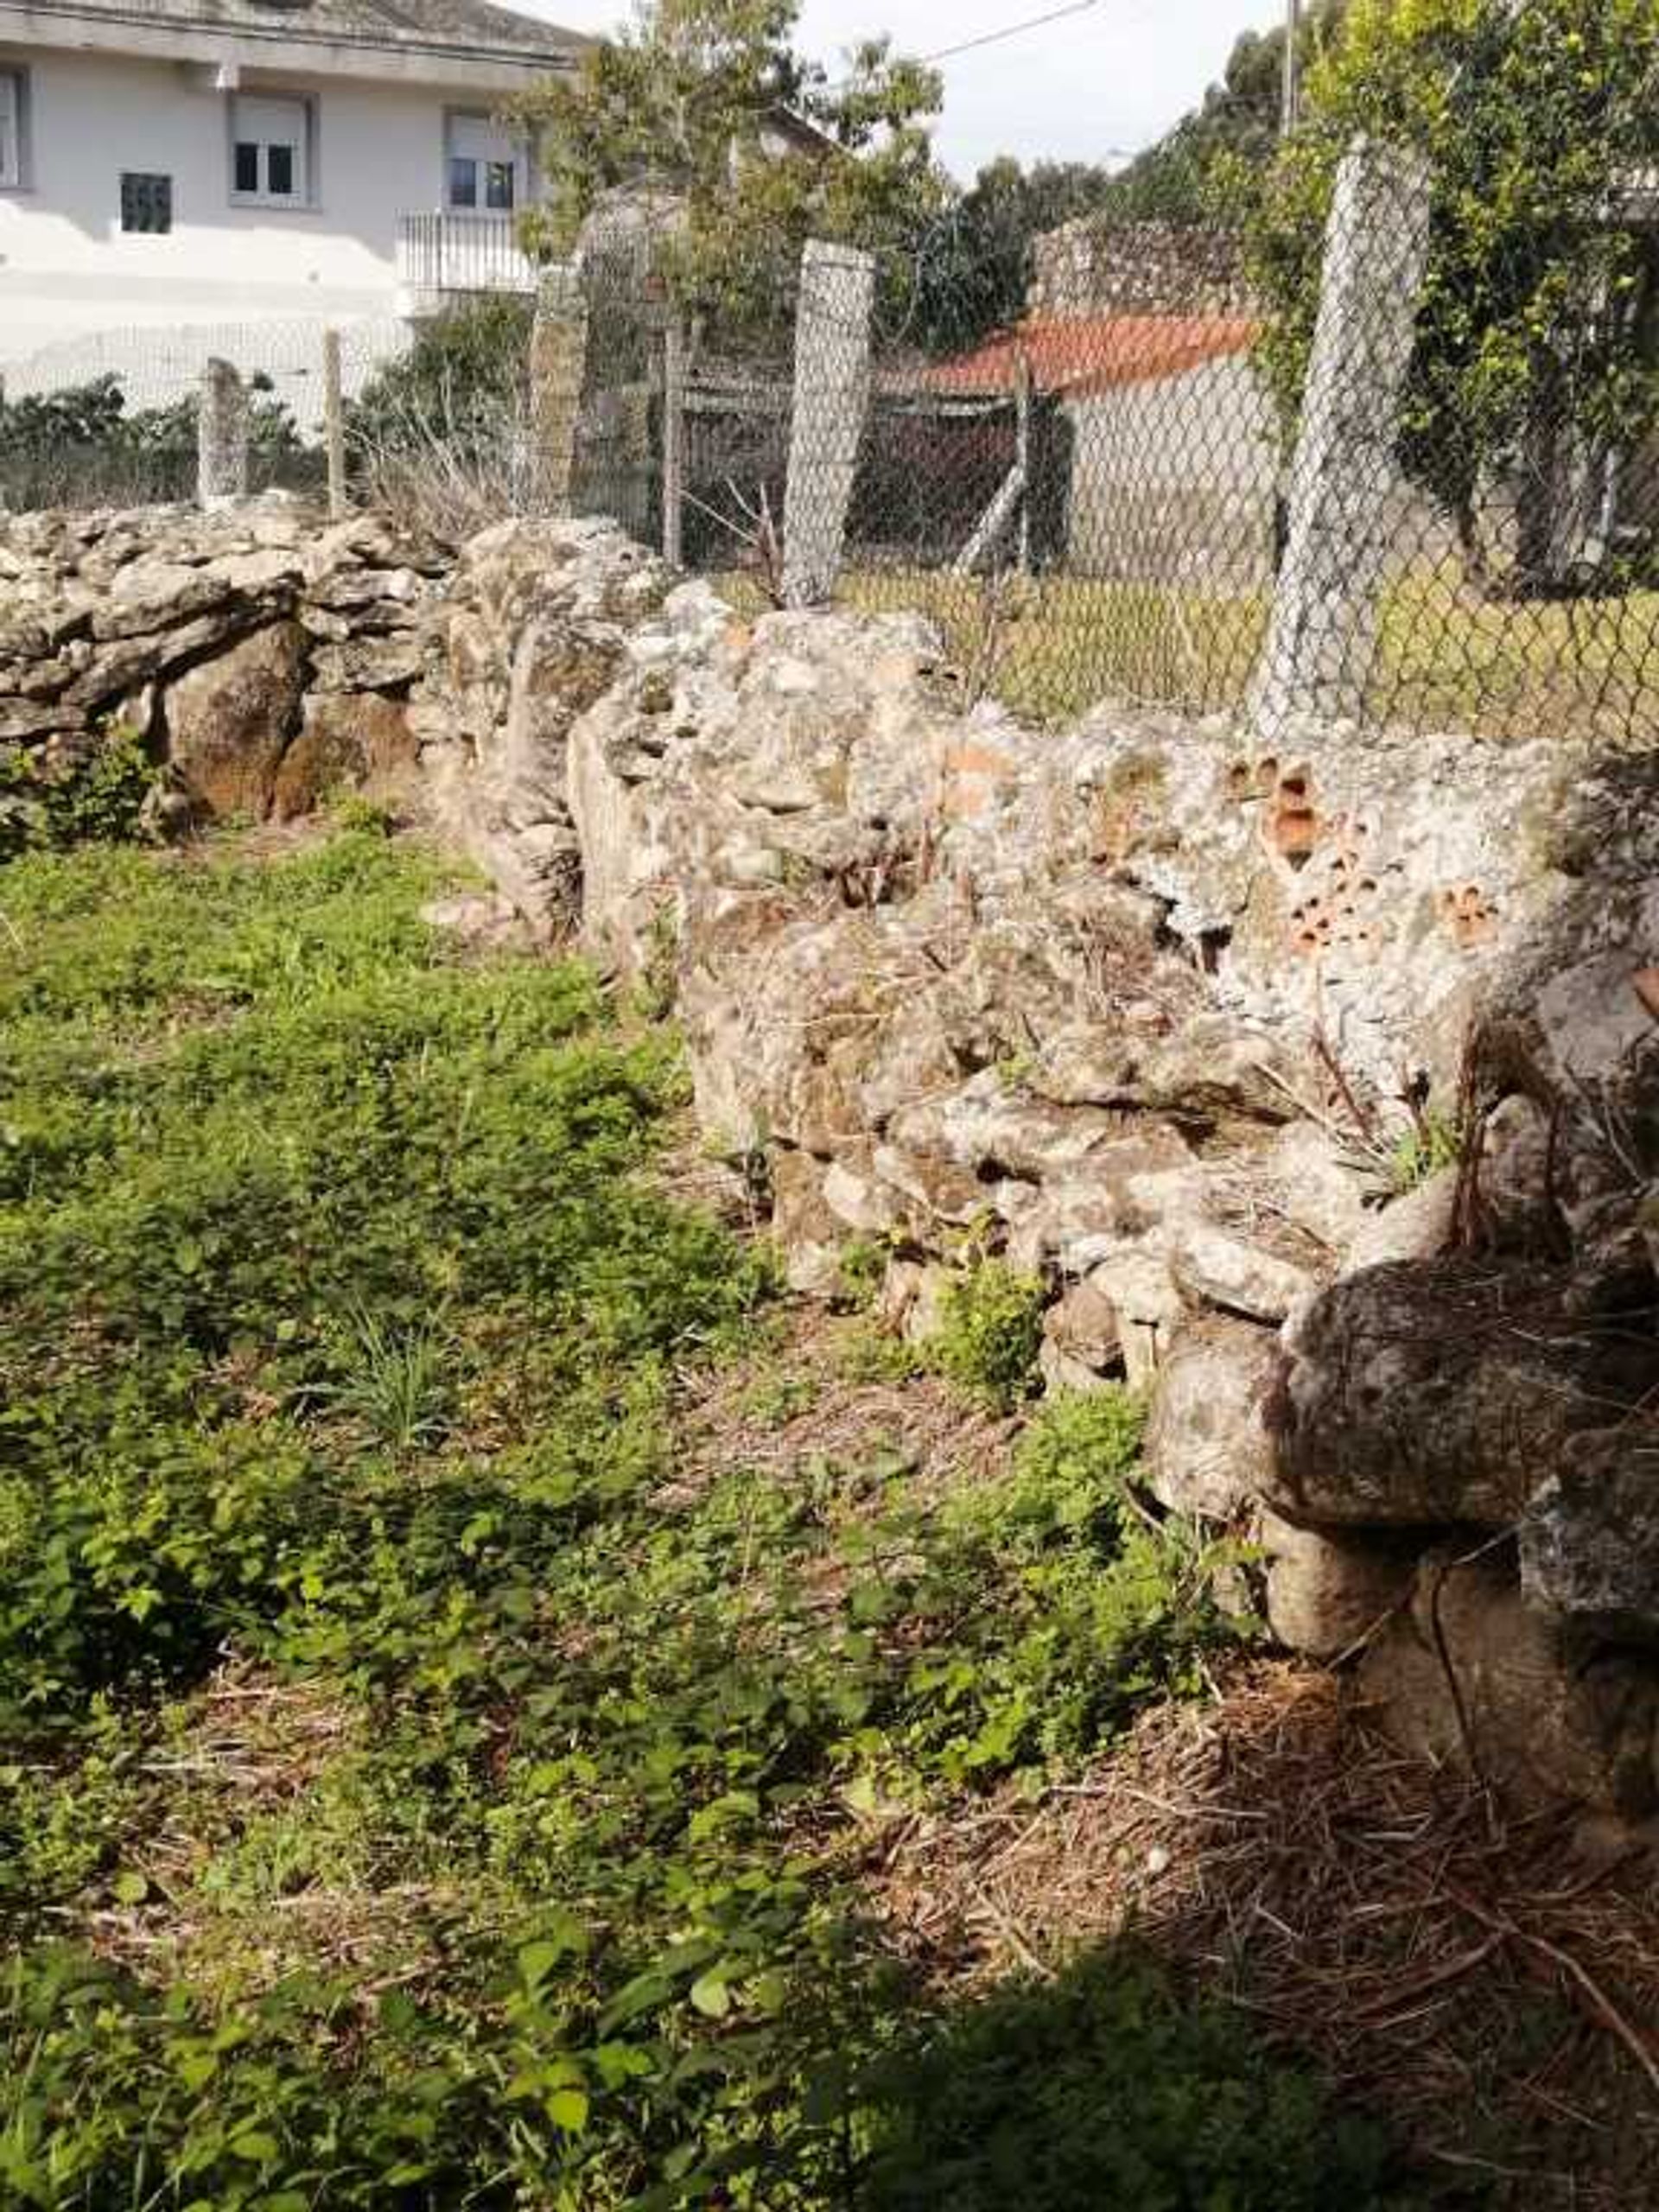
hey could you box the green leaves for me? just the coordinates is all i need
[0,830,1285,2212]
[1250,0,1659,588]
[518,0,949,348]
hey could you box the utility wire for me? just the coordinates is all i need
[914,0,1101,69]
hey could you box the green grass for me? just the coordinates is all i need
[0,829,1447,2209]
[724,562,1659,741]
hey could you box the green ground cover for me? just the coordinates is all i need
[0,826,1447,2209]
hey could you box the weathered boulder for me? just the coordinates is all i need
[271,692,416,821]
[1268,1256,1655,1529]
[1142,1315,1277,1518]
[1520,1424,1659,1643]
[1260,1510,1419,1659]
[164,620,306,818]
[1363,1548,1659,1817]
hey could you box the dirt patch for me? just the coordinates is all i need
[672,1300,1014,1514]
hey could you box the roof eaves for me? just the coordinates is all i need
[0,0,590,67]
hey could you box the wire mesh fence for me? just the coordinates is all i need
[566,220,1659,748]
[554,8,1659,750]
[4,0,1657,754]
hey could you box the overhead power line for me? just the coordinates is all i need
[913,0,1101,70]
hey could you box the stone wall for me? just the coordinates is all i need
[5,500,1657,1824]
[444,519,1659,1827]
[1031,219,1255,321]
[0,495,442,832]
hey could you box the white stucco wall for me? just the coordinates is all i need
[1065,356,1280,585]
[0,41,528,369]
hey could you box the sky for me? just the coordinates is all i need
[517,0,1288,181]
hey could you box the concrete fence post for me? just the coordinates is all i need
[782,238,875,607]
[661,313,687,569]
[529,262,589,516]
[321,327,347,520]
[197,357,249,509]
[1249,136,1433,740]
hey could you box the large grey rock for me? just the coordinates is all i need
[1142,1315,1278,1520]
[1268,1256,1654,1528]
[1521,1427,1659,1643]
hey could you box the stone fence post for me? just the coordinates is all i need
[529,262,589,516]
[197,358,249,509]
[321,327,347,521]
[781,239,875,608]
[1249,136,1433,741]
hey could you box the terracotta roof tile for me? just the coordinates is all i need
[922,315,1262,401]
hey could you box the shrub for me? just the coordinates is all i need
[0,721,158,859]
[346,299,537,537]
[931,1257,1047,1409]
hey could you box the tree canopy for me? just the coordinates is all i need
[906,158,1127,356]
[516,0,949,341]
[1250,0,1659,587]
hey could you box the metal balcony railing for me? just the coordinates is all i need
[397,213,541,303]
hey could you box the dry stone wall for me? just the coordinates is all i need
[0,495,442,834]
[5,500,1658,1823]
[466,521,1658,1825]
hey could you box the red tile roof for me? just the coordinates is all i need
[921,315,1261,401]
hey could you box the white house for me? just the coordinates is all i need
[0,0,587,392]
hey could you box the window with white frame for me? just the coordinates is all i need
[231,93,311,206]
[445,111,518,213]
[0,68,26,190]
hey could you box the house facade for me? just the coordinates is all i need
[0,0,586,386]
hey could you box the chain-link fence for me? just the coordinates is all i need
[554,11,1659,750]
[6,0,1656,753]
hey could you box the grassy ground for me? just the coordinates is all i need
[0,823,1452,2210]
[756,563,1659,741]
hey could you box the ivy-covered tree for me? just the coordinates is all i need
[1251,0,1659,593]
[515,0,950,344]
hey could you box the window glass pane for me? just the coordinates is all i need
[120,172,172,234]
[234,142,259,194]
[485,160,514,211]
[266,143,294,197]
[448,156,477,208]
